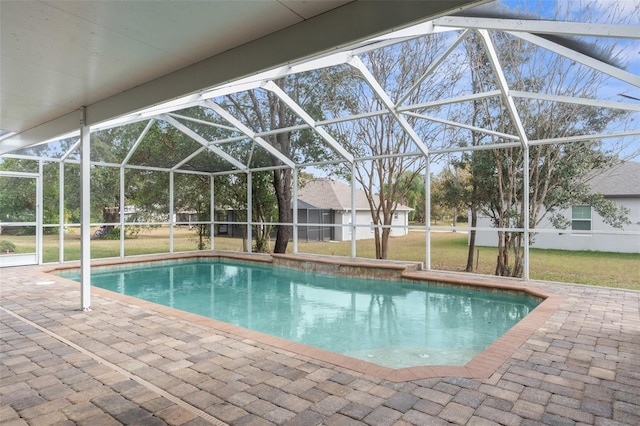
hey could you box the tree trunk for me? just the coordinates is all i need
[495,231,504,275]
[465,206,477,272]
[380,227,391,259]
[510,203,525,278]
[198,224,205,250]
[511,239,524,278]
[103,207,118,231]
[373,224,382,259]
[273,168,291,254]
[496,232,511,276]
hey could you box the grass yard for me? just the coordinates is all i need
[2,227,638,290]
[295,230,640,290]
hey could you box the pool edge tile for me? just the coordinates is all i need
[42,254,565,382]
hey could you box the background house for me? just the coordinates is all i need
[297,178,412,242]
[212,178,412,242]
[175,208,198,226]
[474,161,640,253]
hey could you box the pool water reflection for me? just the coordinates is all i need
[60,259,539,368]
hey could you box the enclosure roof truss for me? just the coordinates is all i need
[2,14,638,174]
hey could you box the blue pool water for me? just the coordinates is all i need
[59,259,539,368]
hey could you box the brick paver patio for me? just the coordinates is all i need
[1,260,639,425]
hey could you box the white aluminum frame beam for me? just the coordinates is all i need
[431,141,522,154]
[531,129,640,145]
[203,100,296,169]
[263,81,354,163]
[79,108,91,311]
[199,80,265,103]
[207,135,253,146]
[0,171,41,178]
[32,168,43,264]
[292,168,298,254]
[162,115,247,171]
[478,29,531,280]
[58,162,65,263]
[61,139,81,161]
[165,113,237,132]
[398,29,471,106]
[122,119,155,166]
[478,30,529,147]
[434,17,640,39]
[510,91,640,112]
[210,175,215,250]
[199,55,351,102]
[425,161,431,270]
[173,146,207,171]
[169,171,175,253]
[510,31,640,88]
[119,166,125,258]
[247,172,252,253]
[403,111,521,141]
[399,90,502,112]
[347,56,431,156]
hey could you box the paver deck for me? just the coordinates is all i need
[1,262,639,425]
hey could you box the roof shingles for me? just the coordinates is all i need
[588,161,640,197]
[297,178,411,211]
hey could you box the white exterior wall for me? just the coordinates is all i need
[473,197,640,253]
[333,210,410,242]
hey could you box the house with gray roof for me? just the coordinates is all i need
[296,178,412,242]
[474,161,640,253]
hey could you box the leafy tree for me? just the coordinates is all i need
[249,171,278,252]
[0,159,37,228]
[431,164,472,227]
[89,118,216,245]
[394,171,426,223]
[174,172,211,249]
[460,28,632,277]
[223,73,341,253]
[328,34,461,259]
[0,158,64,234]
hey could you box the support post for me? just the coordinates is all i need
[59,162,65,263]
[351,164,357,258]
[80,107,91,311]
[37,160,43,265]
[247,172,252,253]
[210,175,215,250]
[119,166,125,257]
[425,159,431,271]
[293,168,298,254]
[523,145,530,281]
[169,171,174,253]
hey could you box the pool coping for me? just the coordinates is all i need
[43,251,564,383]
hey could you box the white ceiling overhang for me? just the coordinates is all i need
[0,0,488,154]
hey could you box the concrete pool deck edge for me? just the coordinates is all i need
[41,251,564,382]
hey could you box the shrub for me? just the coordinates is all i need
[0,240,17,253]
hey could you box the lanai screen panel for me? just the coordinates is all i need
[0,1,638,275]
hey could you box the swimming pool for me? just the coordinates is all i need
[59,258,540,369]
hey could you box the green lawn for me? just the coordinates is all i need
[3,227,638,290]
[294,231,640,290]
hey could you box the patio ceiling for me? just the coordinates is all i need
[0,0,488,155]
